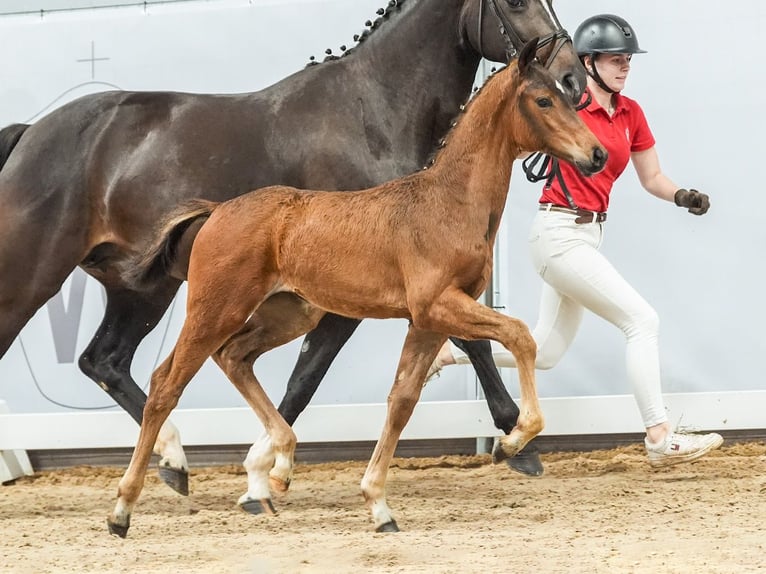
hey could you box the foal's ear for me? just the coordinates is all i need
[518,37,540,76]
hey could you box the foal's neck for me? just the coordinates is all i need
[427,69,523,219]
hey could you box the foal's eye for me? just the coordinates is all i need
[536,97,553,108]
[506,0,525,8]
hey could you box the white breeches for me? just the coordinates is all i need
[453,210,668,428]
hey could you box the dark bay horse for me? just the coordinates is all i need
[107,38,606,537]
[0,0,584,491]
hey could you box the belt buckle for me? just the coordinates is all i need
[575,210,599,224]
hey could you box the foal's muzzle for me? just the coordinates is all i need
[577,146,607,176]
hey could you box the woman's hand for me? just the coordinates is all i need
[674,188,710,215]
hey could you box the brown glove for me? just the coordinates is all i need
[674,188,710,216]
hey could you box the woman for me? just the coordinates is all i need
[431,14,722,468]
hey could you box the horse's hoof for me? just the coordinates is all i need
[158,466,189,496]
[506,444,544,477]
[269,475,291,494]
[240,498,277,516]
[492,440,511,464]
[107,518,130,539]
[375,520,399,533]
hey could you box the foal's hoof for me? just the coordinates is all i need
[375,520,399,533]
[240,498,277,516]
[506,444,544,477]
[107,518,130,539]
[492,438,524,465]
[269,475,291,494]
[158,465,189,496]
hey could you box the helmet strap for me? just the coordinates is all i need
[585,55,617,94]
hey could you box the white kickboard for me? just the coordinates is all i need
[0,400,34,483]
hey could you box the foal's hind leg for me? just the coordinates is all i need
[360,326,446,532]
[109,274,270,537]
[78,279,190,495]
[109,346,212,537]
[210,293,325,515]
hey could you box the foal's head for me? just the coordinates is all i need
[506,38,607,176]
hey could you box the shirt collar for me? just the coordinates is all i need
[580,89,626,116]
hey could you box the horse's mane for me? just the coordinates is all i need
[422,65,506,170]
[304,0,408,67]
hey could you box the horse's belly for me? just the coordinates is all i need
[284,269,410,321]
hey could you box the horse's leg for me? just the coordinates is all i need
[0,292,45,360]
[78,280,191,494]
[418,290,544,462]
[108,271,269,537]
[450,338,544,476]
[240,313,360,496]
[360,326,446,532]
[0,184,191,489]
[0,208,86,360]
[277,313,362,425]
[107,347,206,538]
[209,292,325,515]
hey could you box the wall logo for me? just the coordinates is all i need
[46,269,92,363]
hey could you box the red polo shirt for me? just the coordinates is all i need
[539,90,656,212]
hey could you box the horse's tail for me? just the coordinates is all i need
[124,199,221,288]
[0,123,30,170]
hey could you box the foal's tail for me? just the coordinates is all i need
[0,123,30,171]
[124,199,221,288]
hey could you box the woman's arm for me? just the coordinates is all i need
[630,146,679,202]
[631,146,710,215]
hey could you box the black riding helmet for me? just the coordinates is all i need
[574,14,646,94]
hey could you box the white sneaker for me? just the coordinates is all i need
[423,357,444,384]
[423,341,455,385]
[645,431,723,468]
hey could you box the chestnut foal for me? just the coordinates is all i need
[108,39,606,537]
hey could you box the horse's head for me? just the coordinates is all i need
[510,38,606,176]
[462,0,586,103]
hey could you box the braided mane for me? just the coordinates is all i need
[305,0,408,67]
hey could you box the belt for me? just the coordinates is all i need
[539,203,607,224]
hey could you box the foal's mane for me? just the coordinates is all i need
[304,0,408,67]
[422,64,512,170]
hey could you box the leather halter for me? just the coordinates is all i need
[478,0,572,68]
[474,0,588,208]
[521,87,594,211]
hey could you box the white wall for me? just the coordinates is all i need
[0,0,763,433]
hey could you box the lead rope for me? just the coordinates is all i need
[521,90,593,210]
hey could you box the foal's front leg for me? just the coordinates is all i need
[360,327,446,532]
[452,338,544,476]
[420,289,544,461]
